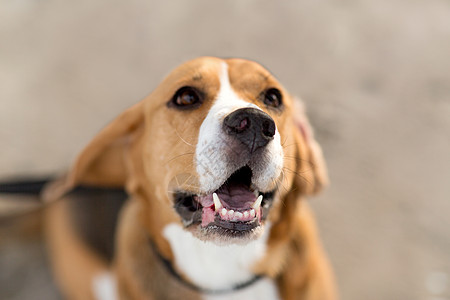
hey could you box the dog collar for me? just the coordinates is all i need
[149,238,263,294]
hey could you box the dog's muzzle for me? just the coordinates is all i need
[173,108,280,237]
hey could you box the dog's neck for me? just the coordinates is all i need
[116,196,286,299]
[150,238,263,294]
[161,223,274,293]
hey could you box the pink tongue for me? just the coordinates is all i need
[216,183,256,210]
[195,184,256,211]
[195,184,256,227]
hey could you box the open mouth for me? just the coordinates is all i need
[174,166,275,235]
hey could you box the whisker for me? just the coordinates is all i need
[283,155,310,164]
[174,128,195,147]
[283,156,321,173]
[283,166,313,188]
[273,174,288,208]
[281,134,289,147]
[281,142,298,150]
[165,152,195,165]
[279,170,289,193]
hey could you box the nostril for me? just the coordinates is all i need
[224,114,251,134]
[262,119,276,138]
[236,117,249,132]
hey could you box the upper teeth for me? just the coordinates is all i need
[213,193,222,210]
[212,192,262,222]
[252,195,263,211]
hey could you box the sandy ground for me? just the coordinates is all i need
[1,0,450,299]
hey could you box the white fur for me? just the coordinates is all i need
[249,130,283,190]
[195,62,284,193]
[163,223,279,299]
[204,277,280,300]
[92,272,117,300]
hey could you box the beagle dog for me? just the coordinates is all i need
[44,57,337,300]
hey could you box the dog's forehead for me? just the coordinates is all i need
[171,57,223,80]
[226,58,273,84]
[168,57,278,94]
[226,59,281,104]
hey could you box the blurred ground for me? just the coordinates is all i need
[1,0,450,299]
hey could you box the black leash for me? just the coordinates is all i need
[149,237,263,295]
[0,178,53,222]
[0,178,52,195]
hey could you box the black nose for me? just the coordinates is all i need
[223,107,276,153]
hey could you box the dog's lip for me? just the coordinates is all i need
[209,217,260,232]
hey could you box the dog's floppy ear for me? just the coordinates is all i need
[43,101,144,201]
[291,97,328,195]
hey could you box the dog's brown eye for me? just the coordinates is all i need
[172,87,202,108]
[263,88,283,108]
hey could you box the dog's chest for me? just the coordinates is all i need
[163,223,280,300]
[203,277,279,300]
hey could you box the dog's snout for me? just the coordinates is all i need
[223,107,276,152]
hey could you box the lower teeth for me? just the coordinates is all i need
[212,193,261,222]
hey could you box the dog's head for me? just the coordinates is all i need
[54,57,327,247]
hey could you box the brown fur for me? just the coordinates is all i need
[44,57,337,299]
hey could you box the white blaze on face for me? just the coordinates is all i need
[195,62,284,193]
